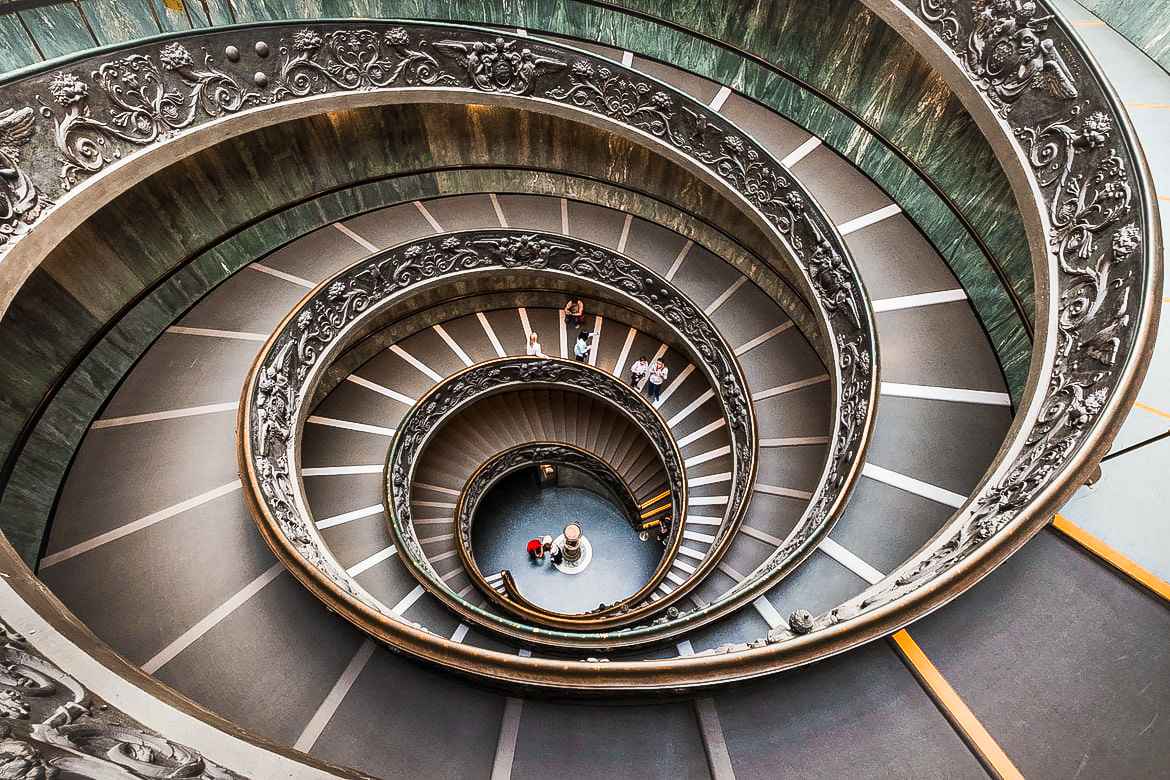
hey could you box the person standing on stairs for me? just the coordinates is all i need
[574,331,591,362]
[647,359,668,403]
[630,355,649,387]
[564,297,584,330]
[527,331,543,356]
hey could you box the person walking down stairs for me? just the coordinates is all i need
[647,359,668,403]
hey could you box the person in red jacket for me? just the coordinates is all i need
[527,537,544,561]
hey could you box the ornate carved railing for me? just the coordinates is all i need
[1,6,1148,693]
[389,360,685,634]
[454,442,651,617]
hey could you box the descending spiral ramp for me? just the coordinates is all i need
[0,3,1165,778]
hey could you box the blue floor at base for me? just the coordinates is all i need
[472,472,664,613]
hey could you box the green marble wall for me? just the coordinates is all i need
[0,105,792,564]
[1078,0,1170,72]
[0,1,1034,391]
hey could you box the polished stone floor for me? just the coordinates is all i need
[471,470,663,613]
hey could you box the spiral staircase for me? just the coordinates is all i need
[0,1,1165,778]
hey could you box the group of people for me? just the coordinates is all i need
[526,534,563,565]
[524,298,669,403]
[630,355,669,402]
[524,297,597,362]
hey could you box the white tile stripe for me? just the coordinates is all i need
[752,374,830,401]
[676,640,695,656]
[143,563,284,674]
[695,698,736,780]
[862,462,967,508]
[433,324,474,366]
[690,496,729,507]
[391,584,426,615]
[414,200,443,232]
[40,480,243,568]
[617,213,633,252]
[333,222,378,252]
[676,418,726,449]
[871,288,967,312]
[415,482,460,496]
[431,549,459,563]
[302,464,383,476]
[489,193,509,227]
[740,525,782,546]
[346,374,414,406]
[685,529,716,544]
[620,50,634,67]
[665,240,693,281]
[753,595,786,629]
[760,436,830,447]
[686,516,723,526]
[689,471,731,488]
[666,570,687,586]
[709,84,733,111]
[166,326,267,341]
[612,327,637,377]
[755,483,814,500]
[249,262,315,288]
[836,203,902,236]
[414,500,456,509]
[517,307,533,344]
[451,623,471,643]
[656,363,694,406]
[347,545,396,577]
[668,388,715,427]
[92,401,238,429]
[781,136,822,167]
[717,562,744,581]
[733,321,793,356]
[678,545,706,561]
[293,639,376,752]
[672,558,697,575]
[317,504,383,530]
[492,698,524,780]
[390,344,443,382]
[418,534,455,546]
[306,416,396,437]
[588,316,603,365]
[478,312,507,357]
[881,382,1012,406]
[553,307,566,358]
[685,445,731,468]
[560,197,569,234]
[704,276,747,315]
[819,538,885,585]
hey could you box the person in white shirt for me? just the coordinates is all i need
[527,331,542,356]
[647,359,668,402]
[629,356,649,387]
[574,332,590,362]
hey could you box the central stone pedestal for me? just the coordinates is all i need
[553,522,592,574]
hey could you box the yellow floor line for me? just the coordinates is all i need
[1125,102,1170,110]
[1052,514,1170,603]
[1134,401,1170,420]
[1158,195,1170,202]
[1071,19,1105,27]
[891,630,1025,780]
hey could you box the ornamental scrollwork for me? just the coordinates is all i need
[39,44,267,189]
[826,0,1151,628]
[919,0,1079,114]
[0,108,49,247]
[434,37,566,95]
[276,27,458,96]
[0,617,244,778]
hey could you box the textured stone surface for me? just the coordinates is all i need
[1078,0,1170,72]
